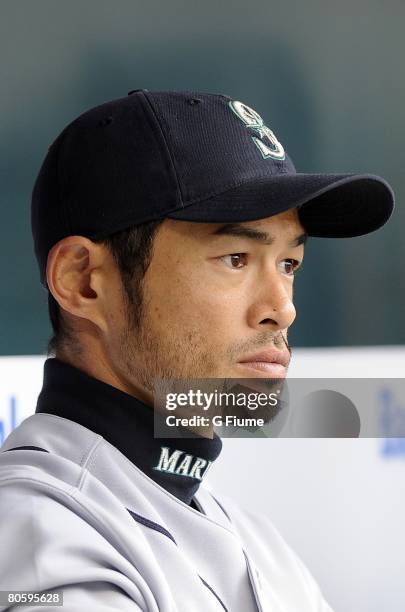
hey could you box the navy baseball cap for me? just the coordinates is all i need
[31,89,395,288]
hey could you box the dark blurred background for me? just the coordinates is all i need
[1,0,403,355]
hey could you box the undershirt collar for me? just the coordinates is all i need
[35,358,222,506]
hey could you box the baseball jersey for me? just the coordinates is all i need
[0,358,334,611]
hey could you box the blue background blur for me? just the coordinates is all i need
[1,0,403,355]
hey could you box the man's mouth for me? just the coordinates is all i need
[236,348,290,378]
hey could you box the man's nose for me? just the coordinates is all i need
[247,269,297,332]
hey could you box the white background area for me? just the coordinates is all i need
[0,348,404,612]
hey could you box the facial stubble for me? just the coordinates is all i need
[118,280,290,428]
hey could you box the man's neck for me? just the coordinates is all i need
[55,349,215,439]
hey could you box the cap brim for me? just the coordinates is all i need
[167,173,394,238]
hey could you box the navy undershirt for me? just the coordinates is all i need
[35,358,222,507]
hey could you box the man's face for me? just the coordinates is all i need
[108,208,306,402]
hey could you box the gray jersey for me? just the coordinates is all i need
[0,413,333,611]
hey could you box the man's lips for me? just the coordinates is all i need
[238,348,290,367]
[236,348,290,376]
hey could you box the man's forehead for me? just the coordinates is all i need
[185,208,305,241]
[160,209,307,252]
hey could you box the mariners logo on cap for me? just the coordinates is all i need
[229,100,286,161]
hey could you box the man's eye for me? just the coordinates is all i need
[221,253,248,269]
[280,258,301,276]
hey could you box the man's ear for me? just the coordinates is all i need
[46,236,111,334]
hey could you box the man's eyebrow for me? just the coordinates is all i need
[290,232,308,247]
[211,223,308,247]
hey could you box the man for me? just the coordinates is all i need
[0,90,394,611]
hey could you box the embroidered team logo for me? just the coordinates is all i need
[229,100,285,161]
[154,446,212,481]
